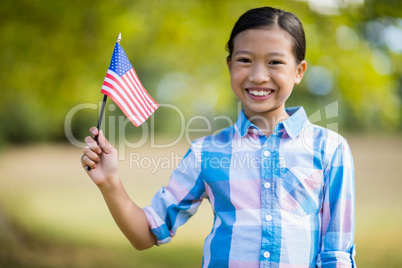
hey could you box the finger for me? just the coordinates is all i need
[84,136,102,154]
[81,155,96,169]
[89,127,99,137]
[98,130,113,154]
[83,146,100,163]
[80,154,89,168]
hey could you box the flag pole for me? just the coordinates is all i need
[95,94,108,140]
[87,33,122,171]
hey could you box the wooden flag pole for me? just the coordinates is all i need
[87,33,121,171]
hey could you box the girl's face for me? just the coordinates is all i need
[227,27,307,120]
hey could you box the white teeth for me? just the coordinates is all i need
[249,90,273,96]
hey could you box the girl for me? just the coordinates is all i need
[81,6,356,267]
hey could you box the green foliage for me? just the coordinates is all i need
[0,0,401,144]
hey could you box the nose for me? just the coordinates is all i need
[249,63,270,84]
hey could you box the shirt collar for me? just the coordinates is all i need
[234,106,310,139]
[235,110,261,137]
[282,106,309,139]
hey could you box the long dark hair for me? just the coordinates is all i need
[226,7,306,63]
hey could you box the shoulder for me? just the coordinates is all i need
[301,123,351,165]
[303,123,347,143]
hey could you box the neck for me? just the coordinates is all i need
[244,106,289,136]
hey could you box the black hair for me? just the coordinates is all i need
[226,6,306,63]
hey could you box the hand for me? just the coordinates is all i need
[81,127,119,187]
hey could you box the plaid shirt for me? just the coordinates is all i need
[144,106,356,267]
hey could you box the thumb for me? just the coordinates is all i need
[98,130,113,154]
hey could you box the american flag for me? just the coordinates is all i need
[101,42,159,126]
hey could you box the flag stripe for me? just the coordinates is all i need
[101,77,147,125]
[101,80,145,125]
[123,70,150,113]
[101,82,144,125]
[120,71,153,116]
[106,70,150,118]
[101,86,142,126]
[125,69,158,113]
[125,69,157,114]
[122,74,157,117]
[128,69,159,110]
[101,85,143,126]
[104,70,149,120]
[111,69,158,117]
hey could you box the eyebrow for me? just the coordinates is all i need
[234,50,286,57]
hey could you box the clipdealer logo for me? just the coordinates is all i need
[65,101,340,164]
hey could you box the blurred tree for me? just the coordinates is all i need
[0,0,401,145]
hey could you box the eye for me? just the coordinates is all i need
[237,58,251,63]
[269,60,282,65]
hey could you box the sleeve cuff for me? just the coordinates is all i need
[143,206,173,245]
[316,244,356,268]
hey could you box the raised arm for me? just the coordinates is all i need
[81,127,156,250]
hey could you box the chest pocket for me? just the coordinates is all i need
[278,167,323,217]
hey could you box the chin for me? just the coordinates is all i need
[246,103,273,112]
[245,103,284,115]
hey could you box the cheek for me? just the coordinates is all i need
[230,68,248,84]
[274,70,297,85]
[230,73,245,96]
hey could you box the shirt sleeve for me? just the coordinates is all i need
[143,143,206,245]
[316,138,356,267]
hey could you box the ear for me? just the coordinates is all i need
[295,60,307,84]
[226,57,231,71]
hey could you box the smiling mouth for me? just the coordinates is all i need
[246,88,275,99]
[247,89,274,96]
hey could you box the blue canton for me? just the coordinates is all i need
[109,43,133,76]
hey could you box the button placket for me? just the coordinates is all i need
[261,139,274,263]
[260,132,283,264]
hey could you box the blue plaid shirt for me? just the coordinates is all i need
[144,106,356,267]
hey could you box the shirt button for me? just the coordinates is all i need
[264,182,271,189]
[263,151,270,157]
[265,215,272,221]
[264,251,270,258]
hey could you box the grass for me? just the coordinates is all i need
[0,134,401,267]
